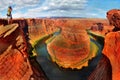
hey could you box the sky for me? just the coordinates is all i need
[0,0,120,18]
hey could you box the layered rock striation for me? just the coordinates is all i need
[102,9,120,80]
[0,17,111,79]
[0,19,48,80]
[103,32,120,80]
[47,20,99,69]
[0,24,32,80]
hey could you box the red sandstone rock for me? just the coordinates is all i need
[91,23,104,31]
[102,31,120,80]
[88,55,112,80]
[107,9,120,31]
[47,20,99,69]
[0,18,110,73]
[0,24,33,80]
[26,18,109,44]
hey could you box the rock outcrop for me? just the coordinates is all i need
[0,24,32,80]
[91,23,104,31]
[107,9,120,31]
[0,18,111,79]
[0,20,48,80]
[102,32,120,80]
[101,9,120,80]
[27,19,57,44]
[47,20,99,69]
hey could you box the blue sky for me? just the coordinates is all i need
[0,0,120,18]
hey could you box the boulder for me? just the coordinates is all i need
[107,9,120,31]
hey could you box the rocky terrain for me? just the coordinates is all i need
[0,23,32,79]
[88,9,120,80]
[0,12,118,80]
[0,19,48,80]
[103,9,120,80]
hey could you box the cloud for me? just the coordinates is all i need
[0,0,41,11]
[23,0,88,17]
[42,0,88,11]
[0,0,91,18]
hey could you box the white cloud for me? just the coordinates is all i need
[0,0,40,11]
[0,0,91,18]
[43,0,88,10]
[25,0,88,17]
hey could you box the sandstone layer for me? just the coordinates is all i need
[107,9,120,31]
[0,24,32,80]
[101,9,120,80]
[47,20,99,69]
[26,18,109,44]
[0,19,48,80]
[0,17,112,79]
[102,32,120,80]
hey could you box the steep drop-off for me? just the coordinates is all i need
[0,17,114,80]
[107,9,120,31]
[102,9,120,80]
[0,19,48,80]
[0,24,32,80]
[88,9,120,80]
[103,32,120,80]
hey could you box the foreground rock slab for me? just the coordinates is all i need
[0,24,33,80]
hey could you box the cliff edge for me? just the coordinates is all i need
[0,23,32,80]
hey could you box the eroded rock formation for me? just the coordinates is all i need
[26,18,109,44]
[102,32,120,80]
[88,9,120,80]
[0,24,32,80]
[107,9,120,31]
[47,20,99,69]
[91,23,104,31]
[0,20,48,80]
[0,17,111,79]
[27,18,58,44]
[102,9,120,80]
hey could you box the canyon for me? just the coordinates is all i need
[0,10,119,80]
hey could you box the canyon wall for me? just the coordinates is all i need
[0,23,32,80]
[26,18,110,44]
[0,19,48,80]
[88,9,120,80]
[0,17,113,80]
[102,9,120,80]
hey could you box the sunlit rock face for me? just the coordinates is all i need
[27,18,109,44]
[102,9,120,80]
[0,24,32,80]
[47,20,92,69]
[107,9,120,31]
[90,23,104,31]
[27,18,58,44]
[102,32,120,80]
